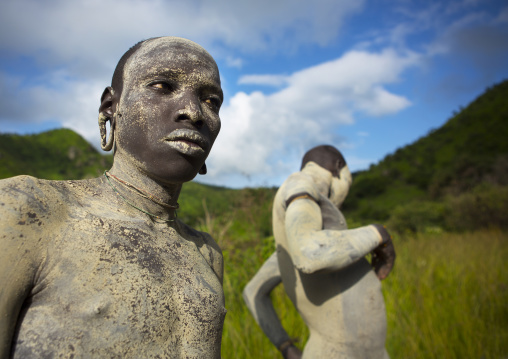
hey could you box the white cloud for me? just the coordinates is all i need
[225,56,244,69]
[0,0,365,77]
[2,0,504,188]
[205,48,418,187]
[0,66,105,147]
[0,45,417,188]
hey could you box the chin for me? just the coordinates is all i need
[150,163,202,184]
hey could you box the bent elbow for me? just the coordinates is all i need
[242,284,255,306]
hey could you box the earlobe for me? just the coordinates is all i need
[98,87,116,151]
[199,163,207,175]
[98,113,115,151]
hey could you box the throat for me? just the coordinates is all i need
[104,171,179,223]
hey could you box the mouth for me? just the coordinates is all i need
[163,129,209,155]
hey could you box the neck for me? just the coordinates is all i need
[105,159,182,223]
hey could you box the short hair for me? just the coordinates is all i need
[301,145,346,177]
[111,37,160,96]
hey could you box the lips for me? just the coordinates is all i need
[163,129,209,155]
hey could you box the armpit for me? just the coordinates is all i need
[285,192,318,207]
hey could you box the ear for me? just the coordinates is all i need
[199,163,207,175]
[99,86,116,117]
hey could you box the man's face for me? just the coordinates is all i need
[113,37,222,183]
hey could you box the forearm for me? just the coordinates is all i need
[288,223,382,274]
[243,253,290,347]
[243,288,291,347]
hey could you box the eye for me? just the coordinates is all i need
[204,97,221,111]
[148,81,173,91]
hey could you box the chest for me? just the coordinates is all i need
[18,214,225,357]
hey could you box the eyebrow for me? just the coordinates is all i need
[140,67,223,99]
[144,68,183,80]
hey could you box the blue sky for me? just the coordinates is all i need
[1,0,507,188]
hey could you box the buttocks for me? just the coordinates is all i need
[12,212,225,358]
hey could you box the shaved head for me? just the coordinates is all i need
[301,145,346,178]
[110,37,218,98]
[111,38,156,97]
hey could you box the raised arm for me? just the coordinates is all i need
[284,197,384,274]
[243,252,302,359]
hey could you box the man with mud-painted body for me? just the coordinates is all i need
[0,37,226,358]
[243,145,396,359]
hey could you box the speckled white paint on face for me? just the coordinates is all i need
[113,37,222,184]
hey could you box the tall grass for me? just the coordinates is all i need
[384,230,507,358]
[219,229,508,358]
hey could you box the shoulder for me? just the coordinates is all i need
[279,172,320,207]
[0,176,72,248]
[0,175,69,219]
[1,175,50,216]
[0,176,63,286]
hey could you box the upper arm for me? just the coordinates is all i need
[0,234,37,357]
[0,178,44,357]
[284,198,324,270]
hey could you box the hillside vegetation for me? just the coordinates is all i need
[342,80,508,233]
[0,128,113,180]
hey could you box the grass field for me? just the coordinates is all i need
[219,229,508,358]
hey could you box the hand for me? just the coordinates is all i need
[371,224,396,280]
[283,345,302,359]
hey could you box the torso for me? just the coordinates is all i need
[6,177,225,359]
[273,173,387,358]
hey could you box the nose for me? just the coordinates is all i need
[175,95,204,128]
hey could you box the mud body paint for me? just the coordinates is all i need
[0,37,226,359]
[244,146,393,359]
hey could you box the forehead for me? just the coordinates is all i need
[122,37,220,86]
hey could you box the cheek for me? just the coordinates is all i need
[117,95,156,136]
[210,117,221,142]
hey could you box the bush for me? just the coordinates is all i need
[445,185,508,231]
[387,201,446,234]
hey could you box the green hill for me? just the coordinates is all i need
[342,79,508,232]
[0,128,113,180]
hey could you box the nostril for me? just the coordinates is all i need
[176,109,204,127]
[176,113,191,122]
